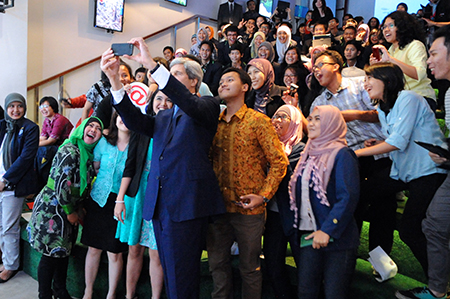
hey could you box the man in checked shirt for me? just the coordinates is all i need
[208,67,288,299]
[310,49,399,257]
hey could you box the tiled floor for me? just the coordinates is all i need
[0,270,38,299]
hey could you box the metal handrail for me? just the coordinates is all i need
[27,14,216,91]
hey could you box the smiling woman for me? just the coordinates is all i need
[28,117,103,298]
[356,63,447,277]
[39,96,73,147]
[246,58,287,118]
[370,11,436,108]
[0,93,39,284]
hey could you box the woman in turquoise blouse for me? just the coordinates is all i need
[355,63,447,276]
[113,90,173,299]
[81,112,130,299]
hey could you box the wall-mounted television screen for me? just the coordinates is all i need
[165,0,187,7]
[94,0,125,32]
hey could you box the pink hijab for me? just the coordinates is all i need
[289,105,347,221]
[357,24,370,44]
[247,58,275,114]
[275,105,303,156]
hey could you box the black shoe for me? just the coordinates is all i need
[52,289,72,299]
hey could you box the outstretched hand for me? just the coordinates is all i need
[100,48,122,90]
[123,37,157,70]
[100,37,157,91]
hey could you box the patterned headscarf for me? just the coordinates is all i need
[247,58,275,115]
[289,105,347,226]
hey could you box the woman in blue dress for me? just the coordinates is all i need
[81,112,130,299]
[114,90,173,299]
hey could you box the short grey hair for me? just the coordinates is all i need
[170,57,203,93]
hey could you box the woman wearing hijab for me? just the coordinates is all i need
[189,27,208,58]
[246,58,287,118]
[28,117,103,299]
[357,23,370,46]
[290,105,359,299]
[273,25,297,64]
[250,31,266,59]
[0,93,39,283]
[257,41,276,63]
[256,42,284,91]
[264,104,305,299]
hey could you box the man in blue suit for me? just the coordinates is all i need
[101,37,226,299]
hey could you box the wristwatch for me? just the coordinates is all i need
[262,196,270,204]
[149,62,160,75]
[0,177,9,188]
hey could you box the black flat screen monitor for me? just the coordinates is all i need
[94,0,125,32]
[165,0,187,6]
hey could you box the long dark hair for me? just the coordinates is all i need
[382,11,426,50]
[364,62,405,114]
[281,46,301,69]
[106,111,120,146]
[368,17,380,30]
[313,0,327,12]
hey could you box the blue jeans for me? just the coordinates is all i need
[296,245,357,299]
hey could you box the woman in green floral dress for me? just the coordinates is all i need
[27,117,103,299]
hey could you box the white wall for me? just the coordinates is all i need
[0,0,28,108]
[27,0,221,87]
[346,0,375,23]
[26,0,222,124]
[24,0,373,125]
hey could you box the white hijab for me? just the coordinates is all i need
[276,25,291,63]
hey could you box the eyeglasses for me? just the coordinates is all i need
[381,23,395,30]
[39,104,49,109]
[272,114,291,122]
[312,62,336,72]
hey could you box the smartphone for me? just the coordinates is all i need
[372,47,381,60]
[289,83,299,97]
[111,43,134,56]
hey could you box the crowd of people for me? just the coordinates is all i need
[1,0,450,299]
